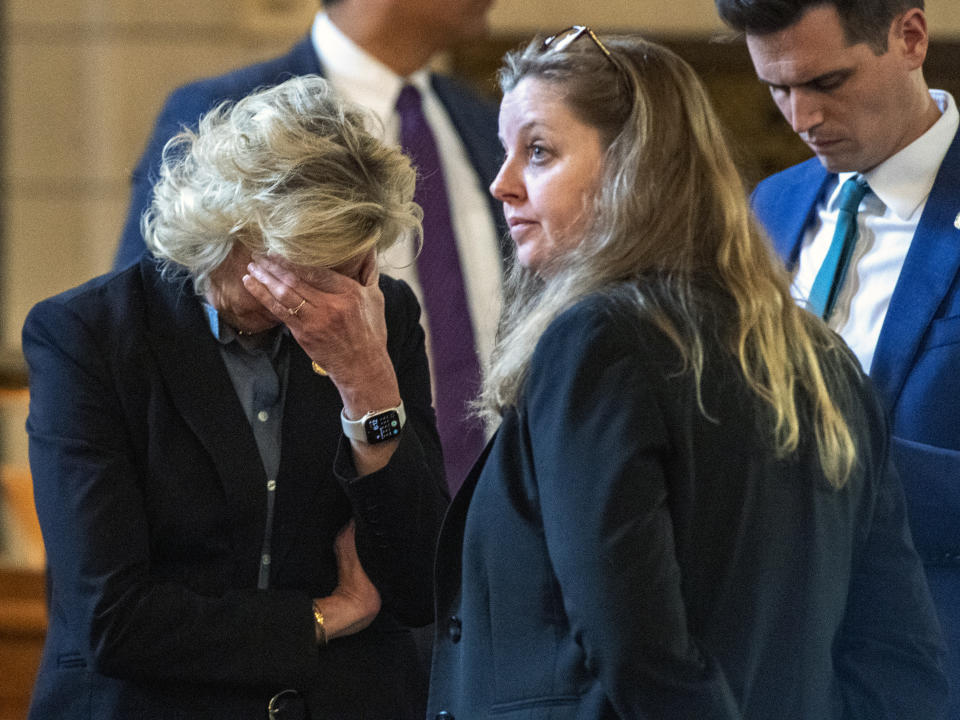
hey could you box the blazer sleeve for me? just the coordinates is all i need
[835,389,949,718]
[332,277,449,626]
[24,298,324,687]
[521,301,742,719]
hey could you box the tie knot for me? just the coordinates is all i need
[837,175,870,214]
[395,84,423,116]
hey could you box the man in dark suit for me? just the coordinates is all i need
[115,0,506,491]
[716,0,960,714]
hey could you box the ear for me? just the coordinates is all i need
[358,248,379,286]
[893,8,929,70]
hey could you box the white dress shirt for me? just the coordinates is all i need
[792,90,959,372]
[311,12,503,371]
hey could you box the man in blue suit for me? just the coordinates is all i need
[717,0,960,714]
[114,0,507,491]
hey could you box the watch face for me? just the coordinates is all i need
[364,410,402,443]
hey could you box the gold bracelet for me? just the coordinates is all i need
[311,360,327,376]
[312,599,327,646]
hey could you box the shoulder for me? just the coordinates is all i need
[22,263,157,382]
[23,260,175,355]
[534,291,674,367]
[431,75,497,115]
[752,157,825,208]
[378,272,417,306]
[429,74,499,145]
[521,291,676,449]
[26,263,144,326]
[378,273,422,328]
[524,291,682,418]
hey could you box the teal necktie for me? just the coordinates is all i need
[808,176,871,319]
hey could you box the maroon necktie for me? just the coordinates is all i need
[396,84,485,493]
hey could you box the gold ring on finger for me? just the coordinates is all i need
[287,299,307,317]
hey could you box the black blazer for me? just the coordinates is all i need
[114,35,507,269]
[428,291,947,719]
[23,258,448,719]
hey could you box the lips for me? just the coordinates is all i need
[805,136,842,153]
[506,218,537,243]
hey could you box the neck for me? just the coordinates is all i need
[328,4,439,76]
[902,76,943,152]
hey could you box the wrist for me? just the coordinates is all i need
[312,599,327,646]
[334,357,399,417]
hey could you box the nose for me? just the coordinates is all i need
[786,88,824,135]
[489,156,524,204]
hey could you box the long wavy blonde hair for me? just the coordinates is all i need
[480,34,860,487]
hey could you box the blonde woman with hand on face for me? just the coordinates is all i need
[24,75,446,720]
[427,30,946,720]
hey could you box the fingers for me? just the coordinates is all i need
[254,255,355,294]
[241,267,303,322]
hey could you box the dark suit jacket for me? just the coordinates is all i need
[23,258,448,719]
[428,290,946,719]
[114,35,506,269]
[751,128,960,714]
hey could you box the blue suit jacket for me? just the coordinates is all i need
[114,35,507,269]
[752,130,960,715]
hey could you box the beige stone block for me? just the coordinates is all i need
[239,0,317,39]
[3,192,126,349]
[487,0,726,35]
[9,0,247,28]
[101,35,307,178]
[5,41,93,183]
[5,32,300,185]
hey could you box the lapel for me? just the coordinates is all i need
[753,158,831,267]
[139,260,268,562]
[434,433,497,614]
[870,129,960,410]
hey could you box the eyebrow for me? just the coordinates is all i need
[759,67,854,91]
[498,119,553,146]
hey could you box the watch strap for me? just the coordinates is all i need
[340,401,406,444]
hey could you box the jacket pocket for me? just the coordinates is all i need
[57,653,87,669]
[490,694,580,715]
[920,315,960,351]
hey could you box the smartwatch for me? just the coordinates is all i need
[340,401,406,444]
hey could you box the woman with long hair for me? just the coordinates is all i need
[427,30,946,719]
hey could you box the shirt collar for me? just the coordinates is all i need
[310,12,433,134]
[846,89,960,220]
[203,302,286,356]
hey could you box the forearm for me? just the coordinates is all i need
[336,354,403,477]
[334,424,447,625]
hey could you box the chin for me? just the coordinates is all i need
[514,247,538,272]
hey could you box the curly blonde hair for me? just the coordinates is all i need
[142,74,422,293]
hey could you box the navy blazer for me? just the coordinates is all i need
[428,291,946,719]
[23,258,448,719]
[752,128,960,715]
[114,35,507,269]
